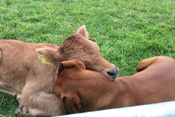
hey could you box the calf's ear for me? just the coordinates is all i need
[77,25,89,38]
[58,60,86,75]
[35,47,61,65]
[61,93,81,114]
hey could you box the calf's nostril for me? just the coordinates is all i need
[107,71,115,76]
[107,66,119,80]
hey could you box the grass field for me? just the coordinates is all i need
[0,0,175,116]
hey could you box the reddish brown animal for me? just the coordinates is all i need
[0,25,118,116]
[53,56,175,114]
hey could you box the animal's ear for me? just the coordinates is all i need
[77,25,89,38]
[35,47,61,65]
[58,59,86,75]
[61,93,81,114]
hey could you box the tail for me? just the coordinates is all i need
[136,56,159,72]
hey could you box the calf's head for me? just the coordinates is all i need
[53,59,113,113]
[36,25,119,80]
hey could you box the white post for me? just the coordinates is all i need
[57,101,175,117]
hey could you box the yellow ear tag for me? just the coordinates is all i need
[39,55,53,65]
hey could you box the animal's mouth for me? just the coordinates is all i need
[110,73,119,80]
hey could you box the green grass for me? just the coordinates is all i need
[0,0,175,116]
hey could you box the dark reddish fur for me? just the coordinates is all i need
[54,56,175,114]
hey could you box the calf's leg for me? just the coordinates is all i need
[19,93,65,116]
[15,106,47,116]
[0,81,19,96]
[18,82,66,116]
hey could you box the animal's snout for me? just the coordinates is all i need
[107,66,119,80]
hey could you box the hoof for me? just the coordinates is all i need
[14,106,30,116]
[14,108,21,117]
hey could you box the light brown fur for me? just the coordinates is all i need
[0,25,118,116]
[53,56,175,114]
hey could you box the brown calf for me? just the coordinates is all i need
[53,56,175,114]
[0,25,118,116]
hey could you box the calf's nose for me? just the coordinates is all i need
[107,66,119,80]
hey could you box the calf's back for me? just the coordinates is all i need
[0,40,58,94]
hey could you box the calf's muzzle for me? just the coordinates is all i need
[107,65,119,80]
